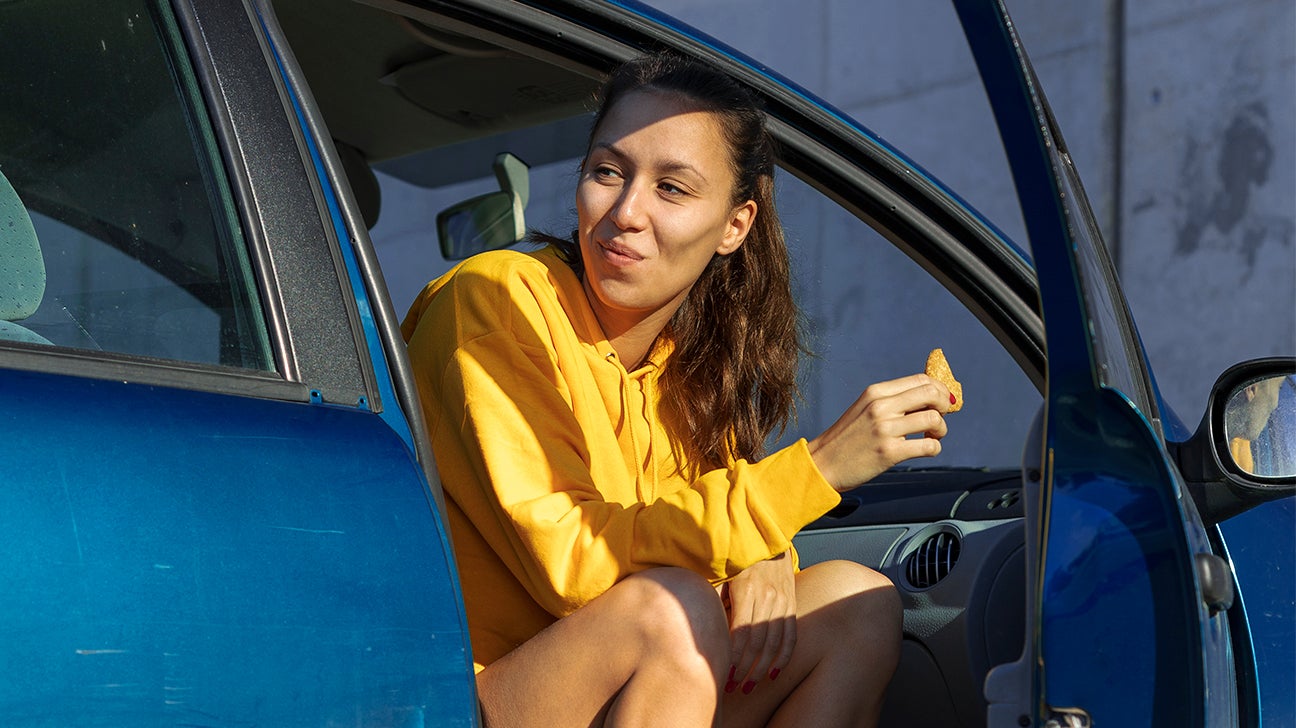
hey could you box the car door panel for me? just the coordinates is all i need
[955,0,1233,723]
[0,368,474,724]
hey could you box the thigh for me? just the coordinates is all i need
[477,567,726,728]
[721,560,901,728]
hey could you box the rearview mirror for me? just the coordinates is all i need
[437,153,530,260]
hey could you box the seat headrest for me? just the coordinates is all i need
[0,167,45,321]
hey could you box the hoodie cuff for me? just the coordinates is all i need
[749,438,842,539]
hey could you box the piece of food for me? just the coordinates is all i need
[925,348,963,412]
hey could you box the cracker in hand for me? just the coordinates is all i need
[925,348,963,413]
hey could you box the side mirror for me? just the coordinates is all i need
[1222,372,1295,479]
[1176,357,1296,524]
[437,153,531,260]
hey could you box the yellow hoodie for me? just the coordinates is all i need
[401,247,842,672]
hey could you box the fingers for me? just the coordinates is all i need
[848,376,952,445]
[733,610,778,691]
[861,374,952,416]
[723,558,797,696]
[809,373,954,489]
[857,373,950,407]
[728,617,793,694]
[769,611,796,678]
[727,590,763,687]
[862,402,949,442]
[901,380,954,417]
[726,589,780,693]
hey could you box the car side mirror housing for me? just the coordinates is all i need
[437,152,530,260]
[1222,371,1295,479]
[1176,357,1296,524]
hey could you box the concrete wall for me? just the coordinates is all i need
[645,0,1296,428]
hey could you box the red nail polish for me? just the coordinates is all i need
[725,679,737,693]
[768,668,780,681]
[742,680,756,694]
[950,393,957,405]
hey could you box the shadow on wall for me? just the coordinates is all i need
[1175,101,1295,275]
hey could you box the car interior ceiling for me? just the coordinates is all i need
[271,0,600,206]
[272,1,1029,725]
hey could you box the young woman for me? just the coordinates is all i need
[402,53,955,727]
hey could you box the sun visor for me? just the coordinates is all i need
[383,55,594,132]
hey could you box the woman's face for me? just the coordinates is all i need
[576,88,755,337]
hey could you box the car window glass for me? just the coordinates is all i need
[1056,147,1157,421]
[774,169,1040,467]
[0,0,273,371]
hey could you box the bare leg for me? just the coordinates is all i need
[721,560,902,728]
[477,567,730,728]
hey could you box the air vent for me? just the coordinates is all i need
[906,531,961,589]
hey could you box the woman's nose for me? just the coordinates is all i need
[609,184,647,231]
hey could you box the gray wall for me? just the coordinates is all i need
[645,0,1296,428]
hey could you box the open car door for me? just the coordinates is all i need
[957,2,1239,726]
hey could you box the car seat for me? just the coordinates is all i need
[0,166,51,345]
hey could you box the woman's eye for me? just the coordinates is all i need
[658,182,684,196]
[593,166,620,180]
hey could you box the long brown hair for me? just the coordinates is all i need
[540,53,802,471]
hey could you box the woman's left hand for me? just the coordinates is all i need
[720,551,796,695]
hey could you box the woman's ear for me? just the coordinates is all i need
[717,199,757,256]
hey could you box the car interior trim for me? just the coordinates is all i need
[250,0,388,415]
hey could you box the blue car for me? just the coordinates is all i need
[1,0,1291,725]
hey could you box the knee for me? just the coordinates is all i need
[610,567,729,677]
[810,560,903,663]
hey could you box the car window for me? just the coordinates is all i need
[370,129,1040,468]
[0,0,273,371]
[774,170,1040,467]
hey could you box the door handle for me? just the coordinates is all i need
[1195,553,1234,616]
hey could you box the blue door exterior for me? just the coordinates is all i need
[955,1,1240,724]
[1,370,474,724]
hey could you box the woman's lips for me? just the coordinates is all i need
[597,239,643,266]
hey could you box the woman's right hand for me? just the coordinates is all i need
[720,551,796,696]
[807,373,953,491]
